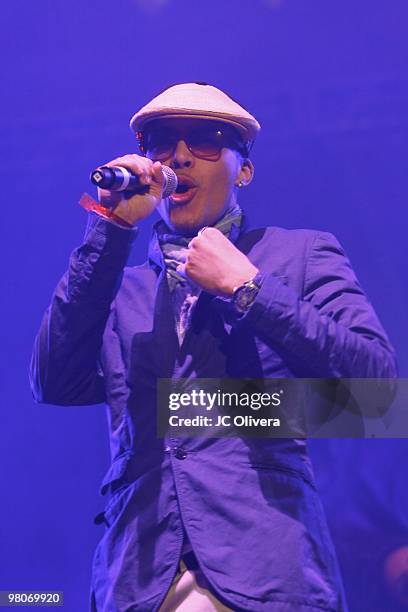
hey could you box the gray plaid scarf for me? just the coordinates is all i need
[155,204,243,344]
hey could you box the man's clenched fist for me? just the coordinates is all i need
[178,227,259,296]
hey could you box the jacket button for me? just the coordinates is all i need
[174,448,187,460]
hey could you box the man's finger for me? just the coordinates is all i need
[176,263,187,278]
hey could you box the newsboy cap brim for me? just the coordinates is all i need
[129,83,261,144]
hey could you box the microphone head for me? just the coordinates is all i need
[161,165,178,198]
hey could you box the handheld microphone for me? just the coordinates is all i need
[90,165,178,199]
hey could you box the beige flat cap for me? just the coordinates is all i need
[129,82,261,143]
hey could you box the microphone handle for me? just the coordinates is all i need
[90,166,142,192]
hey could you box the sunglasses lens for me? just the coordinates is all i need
[144,129,175,160]
[188,130,223,159]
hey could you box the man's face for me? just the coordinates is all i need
[143,118,252,235]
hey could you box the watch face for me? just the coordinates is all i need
[234,281,258,312]
[240,292,253,308]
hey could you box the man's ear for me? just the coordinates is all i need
[236,157,254,187]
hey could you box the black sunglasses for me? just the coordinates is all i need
[137,121,249,162]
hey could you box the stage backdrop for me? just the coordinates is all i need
[1,1,407,610]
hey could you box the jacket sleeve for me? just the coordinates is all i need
[29,214,138,406]
[242,231,397,378]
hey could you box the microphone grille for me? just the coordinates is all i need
[161,165,178,198]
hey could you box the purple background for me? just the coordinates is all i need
[1,1,407,610]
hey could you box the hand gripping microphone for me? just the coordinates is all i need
[90,165,178,199]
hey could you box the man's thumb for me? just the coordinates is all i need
[152,161,165,186]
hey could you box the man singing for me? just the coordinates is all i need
[30,83,396,611]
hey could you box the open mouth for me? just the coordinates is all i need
[170,176,198,204]
[175,184,190,194]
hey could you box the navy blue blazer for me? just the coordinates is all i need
[30,214,397,611]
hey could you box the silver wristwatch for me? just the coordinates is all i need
[231,271,263,314]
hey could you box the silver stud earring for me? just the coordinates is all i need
[238,181,244,188]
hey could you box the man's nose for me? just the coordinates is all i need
[170,140,194,169]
